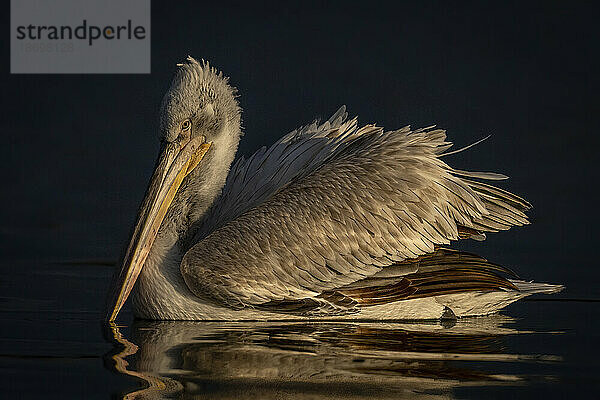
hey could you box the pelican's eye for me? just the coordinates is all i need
[181,120,191,132]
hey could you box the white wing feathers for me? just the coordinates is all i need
[196,106,372,238]
[182,107,531,310]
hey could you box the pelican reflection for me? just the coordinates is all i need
[105,316,561,400]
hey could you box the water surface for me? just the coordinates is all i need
[1,259,598,399]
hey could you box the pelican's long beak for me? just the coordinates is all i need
[105,135,211,322]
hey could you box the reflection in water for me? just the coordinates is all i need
[104,315,560,399]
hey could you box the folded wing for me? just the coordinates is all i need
[181,109,531,314]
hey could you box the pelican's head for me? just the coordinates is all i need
[159,57,241,145]
[105,57,241,322]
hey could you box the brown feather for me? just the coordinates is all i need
[322,249,518,307]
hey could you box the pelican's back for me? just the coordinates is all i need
[179,107,563,320]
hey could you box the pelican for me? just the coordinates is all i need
[106,57,562,322]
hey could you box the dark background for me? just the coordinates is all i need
[1,1,598,307]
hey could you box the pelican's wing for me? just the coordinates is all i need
[182,111,532,314]
[195,106,362,239]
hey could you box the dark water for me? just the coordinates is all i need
[1,258,599,399]
[2,2,598,399]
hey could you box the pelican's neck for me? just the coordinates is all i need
[172,127,241,247]
[131,124,241,319]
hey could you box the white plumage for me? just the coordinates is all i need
[107,57,562,322]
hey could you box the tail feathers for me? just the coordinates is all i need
[509,279,565,295]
